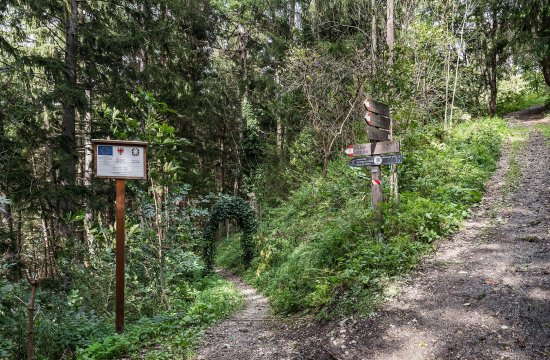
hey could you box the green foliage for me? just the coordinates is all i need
[105,88,189,185]
[0,278,111,360]
[495,74,550,115]
[203,195,258,270]
[536,123,550,139]
[1,0,548,357]
[214,233,245,272]
[503,127,530,194]
[216,118,508,314]
[77,276,244,359]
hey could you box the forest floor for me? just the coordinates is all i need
[194,105,550,360]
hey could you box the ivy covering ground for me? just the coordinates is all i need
[216,117,509,314]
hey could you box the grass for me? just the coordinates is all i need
[496,91,549,116]
[215,117,510,316]
[536,123,550,139]
[77,276,244,360]
[504,126,530,194]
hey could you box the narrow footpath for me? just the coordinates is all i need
[195,106,550,360]
[195,269,300,359]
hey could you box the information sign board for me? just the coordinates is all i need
[93,140,148,179]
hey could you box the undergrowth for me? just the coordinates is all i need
[216,117,509,316]
[76,276,243,359]
[504,126,530,194]
[536,122,550,140]
[496,91,549,116]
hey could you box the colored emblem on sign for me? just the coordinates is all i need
[98,145,113,156]
[131,148,140,156]
[117,147,124,155]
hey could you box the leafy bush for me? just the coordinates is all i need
[0,278,111,360]
[77,276,243,359]
[495,74,549,115]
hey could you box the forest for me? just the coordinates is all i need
[1,0,549,359]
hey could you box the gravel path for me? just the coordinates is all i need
[194,106,550,360]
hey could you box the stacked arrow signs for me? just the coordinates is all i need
[345,98,401,167]
[345,98,403,209]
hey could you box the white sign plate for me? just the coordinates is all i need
[93,140,147,179]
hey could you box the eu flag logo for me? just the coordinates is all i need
[98,145,113,156]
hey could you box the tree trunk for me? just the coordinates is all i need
[26,274,40,360]
[234,24,249,195]
[541,55,550,88]
[450,5,469,128]
[275,69,283,156]
[371,0,377,77]
[62,0,78,189]
[0,103,20,279]
[488,52,497,116]
[386,0,394,68]
[220,121,226,193]
[82,90,94,255]
[386,0,398,201]
[289,0,296,30]
[487,7,498,116]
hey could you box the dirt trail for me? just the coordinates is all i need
[195,269,300,359]
[195,106,550,360]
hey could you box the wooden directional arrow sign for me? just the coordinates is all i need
[349,154,403,167]
[367,126,390,142]
[345,141,400,156]
[365,112,391,130]
[363,98,390,117]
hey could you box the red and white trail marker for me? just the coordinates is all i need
[345,145,354,156]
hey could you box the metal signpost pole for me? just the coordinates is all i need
[115,179,125,333]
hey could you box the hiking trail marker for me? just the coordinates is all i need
[93,139,148,333]
[348,154,403,167]
[345,98,401,211]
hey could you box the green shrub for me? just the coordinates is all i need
[0,278,112,360]
[76,276,243,359]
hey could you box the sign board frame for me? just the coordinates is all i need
[92,139,148,180]
[364,98,390,117]
[348,154,403,167]
[367,126,391,142]
[365,112,391,130]
[347,141,400,157]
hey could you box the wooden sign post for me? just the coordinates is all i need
[92,139,148,333]
[363,98,392,209]
[344,99,401,242]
